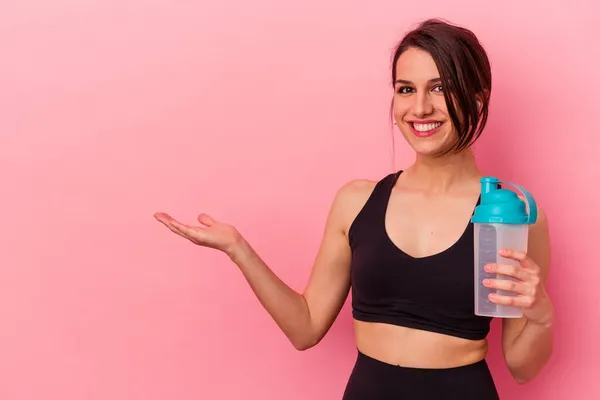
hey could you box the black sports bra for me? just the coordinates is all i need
[348,171,493,341]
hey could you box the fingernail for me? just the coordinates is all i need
[484,264,492,272]
[483,279,490,285]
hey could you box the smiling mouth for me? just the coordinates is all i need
[411,122,443,132]
[408,121,444,138]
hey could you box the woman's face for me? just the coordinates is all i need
[393,47,458,157]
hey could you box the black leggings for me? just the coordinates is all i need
[342,351,500,400]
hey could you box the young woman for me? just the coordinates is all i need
[155,19,554,399]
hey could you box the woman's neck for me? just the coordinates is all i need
[403,148,481,194]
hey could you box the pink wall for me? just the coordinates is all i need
[1,1,598,399]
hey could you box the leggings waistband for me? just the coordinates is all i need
[342,350,499,400]
[356,349,489,372]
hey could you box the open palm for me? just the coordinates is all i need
[154,212,241,254]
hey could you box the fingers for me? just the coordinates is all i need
[484,262,528,281]
[153,212,171,222]
[483,248,548,317]
[498,248,539,273]
[197,213,216,227]
[488,293,535,309]
[483,278,534,297]
[168,219,196,236]
[154,212,205,243]
[156,216,191,240]
[154,213,185,234]
[154,212,215,230]
[483,260,539,297]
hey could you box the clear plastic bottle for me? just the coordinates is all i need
[471,177,538,318]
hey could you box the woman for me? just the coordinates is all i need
[155,19,554,399]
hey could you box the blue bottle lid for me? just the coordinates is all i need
[471,177,538,225]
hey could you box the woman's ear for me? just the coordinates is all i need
[475,95,485,115]
[476,90,489,115]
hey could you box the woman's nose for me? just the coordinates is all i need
[412,93,434,117]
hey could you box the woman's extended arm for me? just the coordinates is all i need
[155,180,371,350]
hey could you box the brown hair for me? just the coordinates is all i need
[391,19,492,156]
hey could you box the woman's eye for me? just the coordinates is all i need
[397,86,413,94]
[432,85,443,92]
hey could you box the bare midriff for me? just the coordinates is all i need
[354,320,488,368]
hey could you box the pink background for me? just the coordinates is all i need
[1,1,598,399]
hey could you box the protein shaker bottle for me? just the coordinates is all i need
[471,176,538,318]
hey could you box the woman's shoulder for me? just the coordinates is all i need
[330,179,376,215]
[330,173,395,232]
[335,173,394,204]
[336,171,398,198]
[339,178,378,195]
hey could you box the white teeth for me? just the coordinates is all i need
[413,122,442,132]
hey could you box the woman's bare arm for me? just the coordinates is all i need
[156,180,374,350]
